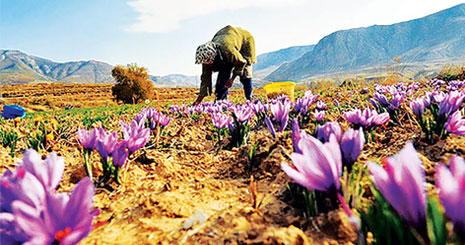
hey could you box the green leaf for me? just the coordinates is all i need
[426,196,447,245]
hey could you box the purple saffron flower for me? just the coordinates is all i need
[212,113,233,129]
[445,110,465,136]
[410,98,426,121]
[344,109,362,126]
[432,91,446,104]
[156,114,172,127]
[121,121,151,154]
[281,133,342,192]
[367,142,426,229]
[142,107,156,119]
[369,98,379,111]
[169,105,181,114]
[21,149,64,193]
[112,141,129,167]
[77,128,98,150]
[314,109,325,122]
[334,99,339,107]
[270,101,291,132]
[291,118,300,152]
[265,115,276,138]
[439,91,465,118]
[371,112,390,126]
[1,166,45,214]
[374,92,389,107]
[250,101,266,115]
[436,156,465,235]
[388,92,405,111]
[316,100,327,110]
[95,128,118,160]
[315,121,341,143]
[231,105,253,123]
[340,128,365,168]
[11,177,98,245]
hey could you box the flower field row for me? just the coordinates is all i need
[1,78,464,243]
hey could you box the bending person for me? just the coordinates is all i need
[194,25,256,105]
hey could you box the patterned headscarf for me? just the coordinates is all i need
[195,41,217,64]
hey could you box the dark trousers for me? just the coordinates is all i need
[215,65,253,101]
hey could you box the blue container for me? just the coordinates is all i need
[1,105,26,119]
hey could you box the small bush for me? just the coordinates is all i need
[435,64,465,81]
[111,64,155,104]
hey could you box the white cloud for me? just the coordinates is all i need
[126,0,303,33]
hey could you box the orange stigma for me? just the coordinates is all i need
[54,227,72,243]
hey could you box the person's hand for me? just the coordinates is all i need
[225,78,234,89]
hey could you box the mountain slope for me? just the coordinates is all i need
[253,45,314,78]
[0,50,199,86]
[267,3,465,80]
[0,50,114,83]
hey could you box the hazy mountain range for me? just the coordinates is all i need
[1,3,464,85]
[267,3,465,80]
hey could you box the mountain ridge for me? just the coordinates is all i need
[267,3,465,80]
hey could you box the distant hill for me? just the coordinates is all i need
[267,3,465,80]
[253,45,315,79]
[0,50,114,83]
[0,50,199,86]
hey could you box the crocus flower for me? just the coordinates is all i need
[334,99,339,107]
[291,118,300,152]
[314,110,325,122]
[445,110,465,136]
[77,128,98,150]
[371,112,390,125]
[155,114,172,128]
[316,100,327,110]
[265,115,276,138]
[367,142,426,229]
[95,128,118,160]
[212,113,233,129]
[436,156,465,236]
[281,133,342,193]
[315,121,341,143]
[169,105,181,114]
[250,101,266,115]
[438,91,465,118]
[410,98,425,121]
[11,177,98,245]
[270,101,291,132]
[112,141,129,167]
[344,109,362,126]
[1,166,45,214]
[231,105,253,123]
[21,149,64,193]
[432,91,446,104]
[121,120,151,154]
[374,92,389,107]
[340,128,364,168]
[388,92,405,111]
[369,98,379,111]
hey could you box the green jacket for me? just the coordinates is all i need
[199,26,256,97]
[212,25,256,73]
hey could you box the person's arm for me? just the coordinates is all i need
[200,64,213,96]
[194,65,212,105]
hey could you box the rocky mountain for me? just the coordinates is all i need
[253,45,315,78]
[267,3,465,81]
[150,74,200,87]
[0,50,199,86]
[0,50,114,83]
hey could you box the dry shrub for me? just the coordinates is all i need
[112,64,155,104]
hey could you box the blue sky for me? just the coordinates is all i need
[1,0,464,76]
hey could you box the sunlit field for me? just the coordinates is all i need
[1,77,464,244]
